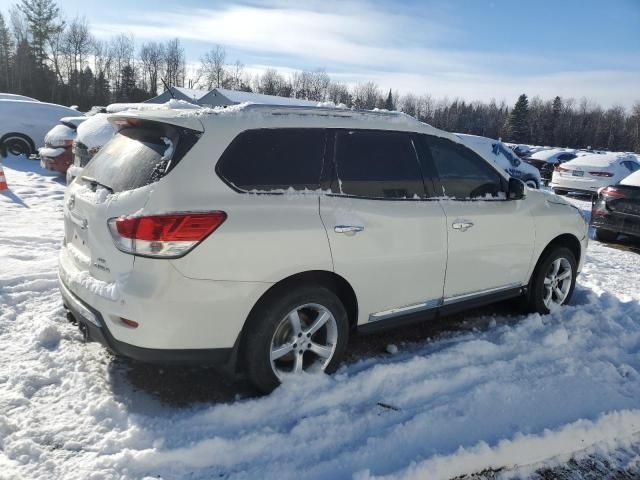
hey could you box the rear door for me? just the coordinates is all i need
[319,129,447,325]
[417,134,535,299]
[62,120,201,296]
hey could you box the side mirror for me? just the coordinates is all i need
[508,177,526,200]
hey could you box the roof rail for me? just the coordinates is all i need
[223,103,419,121]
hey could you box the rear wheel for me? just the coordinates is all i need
[524,179,538,189]
[244,286,349,393]
[527,247,577,314]
[553,188,568,196]
[595,228,618,243]
[1,134,34,157]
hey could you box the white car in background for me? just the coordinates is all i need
[551,152,640,196]
[457,134,542,188]
[0,100,80,156]
[66,114,116,184]
[0,93,38,101]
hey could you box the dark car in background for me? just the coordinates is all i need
[591,170,640,242]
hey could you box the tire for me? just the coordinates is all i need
[595,228,618,243]
[553,188,568,196]
[244,285,349,393]
[526,247,577,314]
[1,134,34,157]
[524,178,539,189]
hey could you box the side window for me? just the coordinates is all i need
[622,161,639,172]
[558,153,577,162]
[216,129,325,192]
[333,130,425,199]
[423,135,505,200]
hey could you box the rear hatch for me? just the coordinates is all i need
[62,115,203,297]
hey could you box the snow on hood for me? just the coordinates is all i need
[44,124,75,146]
[76,114,116,150]
[620,170,640,187]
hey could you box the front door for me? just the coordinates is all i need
[319,129,448,325]
[418,134,535,299]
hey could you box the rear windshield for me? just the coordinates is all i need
[80,124,197,193]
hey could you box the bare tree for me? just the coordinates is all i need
[163,37,185,87]
[109,33,134,93]
[199,45,227,89]
[139,41,164,95]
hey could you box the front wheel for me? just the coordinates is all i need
[244,286,349,393]
[524,178,539,189]
[2,134,33,157]
[527,247,577,314]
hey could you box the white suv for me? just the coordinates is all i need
[59,105,588,392]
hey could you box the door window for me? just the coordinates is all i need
[332,130,425,199]
[216,129,326,192]
[421,135,506,200]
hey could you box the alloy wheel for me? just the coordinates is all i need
[543,257,573,309]
[269,303,338,380]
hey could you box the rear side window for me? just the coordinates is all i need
[216,129,325,192]
[423,135,505,199]
[80,123,199,193]
[333,130,424,199]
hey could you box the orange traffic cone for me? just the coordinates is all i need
[0,163,8,190]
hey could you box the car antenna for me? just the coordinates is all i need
[161,78,175,99]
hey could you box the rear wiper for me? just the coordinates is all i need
[81,176,114,193]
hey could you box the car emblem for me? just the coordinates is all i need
[67,194,75,210]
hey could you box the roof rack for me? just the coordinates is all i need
[222,103,419,121]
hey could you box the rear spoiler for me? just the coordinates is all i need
[107,110,205,133]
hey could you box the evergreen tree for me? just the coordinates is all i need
[384,89,393,110]
[19,0,64,67]
[0,13,13,91]
[507,93,530,143]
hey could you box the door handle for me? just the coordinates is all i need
[334,225,364,234]
[452,220,474,232]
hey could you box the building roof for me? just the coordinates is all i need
[208,88,318,107]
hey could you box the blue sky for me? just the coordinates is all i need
[2,0,639,106]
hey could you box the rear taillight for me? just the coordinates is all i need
[555,165,569,172]
[108,212,226,258]
[600,187,626,199]
[589,171,614,177]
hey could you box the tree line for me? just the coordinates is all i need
[0,0,639,152]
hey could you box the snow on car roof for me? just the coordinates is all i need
[563,152,635,167]
[76,114,116,150]
[0,92,38,101]
[106,99,201,113]
[620,170,640,187]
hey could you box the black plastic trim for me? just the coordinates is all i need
[357,287,523,335]
[60,278,232,367]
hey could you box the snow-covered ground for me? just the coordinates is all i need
[1,156,640,480]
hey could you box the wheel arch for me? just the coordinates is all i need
[530,233,582,285]
[231,270,358,373]
[1,132,35,153]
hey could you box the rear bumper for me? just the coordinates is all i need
[58,245,272,357]
[60,275,233,366]
[550,174,608,194]
[591,211,640,238]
